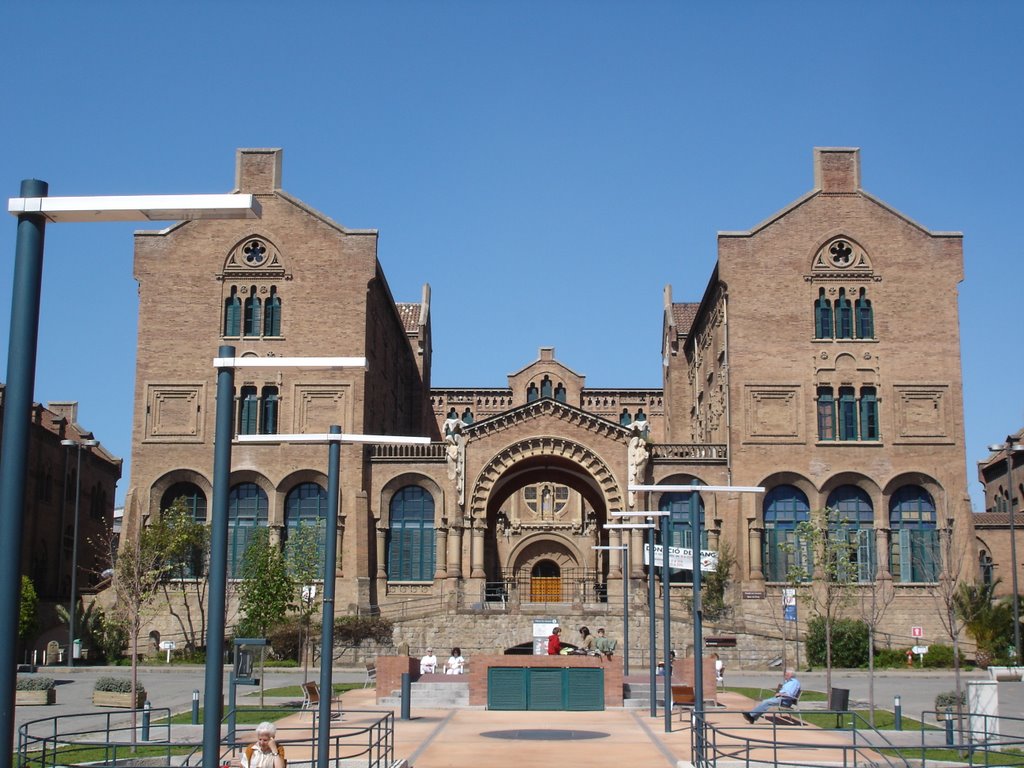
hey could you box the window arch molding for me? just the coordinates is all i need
[378,473,445,527]
[819,475,882,524]
[149,470,213,520]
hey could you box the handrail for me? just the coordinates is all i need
[17,707,394,768]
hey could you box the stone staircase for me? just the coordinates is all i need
[377,675,471,709]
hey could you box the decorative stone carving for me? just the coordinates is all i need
[444,418,466,507]
[627,421,650,507]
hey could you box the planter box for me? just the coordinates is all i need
[93,690,146,708]
[16,689,55,706]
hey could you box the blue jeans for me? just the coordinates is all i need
[750,695,796,718]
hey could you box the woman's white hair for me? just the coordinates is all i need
[255,721,277,737]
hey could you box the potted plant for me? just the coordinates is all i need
[93,677,146,708]
[15,676,55,705]
[934,690,965,720]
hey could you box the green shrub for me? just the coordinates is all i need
[94,677,145,694]
[921,643,964,668]
[806,616,869,667]
[873,647,912,668]
[266,619,304,661]
[16,676,54,691]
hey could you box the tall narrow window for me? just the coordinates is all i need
[541,376,553,398]
[859,386,878,440]
[835,289,853,339]
[238,386,258,435]
[527,384,539,402]
[554,384,566,403]
[838,387,857,441]
[826,486,875,582]
[260,386,279,434]
[224,287,241,337]
[659,489,706,584]
[855,288,874,339]
[763,485,811,582]
[284,482,327,574]
[461,408,473,425]
[227,482,269,578]
[889,486,939,582]
[243,287,261,337]
[264,286,281,336]
[619,409,632,426]
[387,486,435,581]
[814,288,833,339]
[817,387,836,441]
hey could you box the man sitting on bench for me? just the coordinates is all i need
[743,668,800,723]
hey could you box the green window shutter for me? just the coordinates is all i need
[898,528,912,583]
[488,669,528,710]
[857,528,875,582]
[224,294,241,336]
[815,293,833,338]
[838,388,857,441]
[817,388,835,440]
[565,668,604,711]
[859,387,878,440]
[527,668,564,710]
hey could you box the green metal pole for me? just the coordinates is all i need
[692,503,705,763]
[0,179,48,766]
[648,520,657,717]
[317,425,341,768]
[203,345,235,768]
[662,513,672,733]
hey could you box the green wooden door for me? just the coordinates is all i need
[488,668,528,710]
[565,668,604,710]
[527,668,564,710]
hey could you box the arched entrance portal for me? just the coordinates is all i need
[470,437,626,606]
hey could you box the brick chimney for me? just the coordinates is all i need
[814,147,860,193]
[235,148,283,193]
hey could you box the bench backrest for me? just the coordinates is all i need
[302,681,320,705]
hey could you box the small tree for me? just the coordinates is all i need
[930,515,970,735]
[785,507,859,693]
[955,579,1014,668]
[19,576,39,653]
[150,498,211,654]
[284,522,325,677]
[698,542,735,622]
[236,528,294,639]
[858,576,896,725]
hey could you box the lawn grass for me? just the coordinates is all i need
[158,705,298,725]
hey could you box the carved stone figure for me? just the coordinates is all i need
[445,420,466,506]
[627,422,650,507]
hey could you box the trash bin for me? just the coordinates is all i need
[829,687,850,711]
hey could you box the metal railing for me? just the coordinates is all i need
[17,707,395,768]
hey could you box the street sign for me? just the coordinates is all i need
[911,626,924,638]
[912,645,929,655]
[643,543,718,571]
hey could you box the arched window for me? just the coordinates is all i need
[835,289,853,339]
[284,482,327,574]
[540,376,553,399]
[826,486,875,581]
[658,489,706,583]
[980,549,995,587]
[855,288,874,339]
[619,409,632,426]
[263,286,281,336]
[161,482,208,522]
[554,384,567,403]
[224,287,241,337]
[243,287,261,337]
[160,482,208,577]
[889,486,939,583]
[387,486,435,581]
[763,485,811,582]
[461,408,473,425]
[814,288,833,339]
[227,483,269,578]
[527,384,539,403]
[238,386,259,435]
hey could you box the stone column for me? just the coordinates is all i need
[876,527,892,580]
[471,521,485,578]
[375,525,387,579]
[435,525,448,580]
[630,527,644,579]
[447,524,463,578]
[748,520,764,582]
[609,528,622,577]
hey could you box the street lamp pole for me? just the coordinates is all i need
[594,543,632,676]
[990,435,1024,660]
[1,187,258,765]
[60,438,98,667]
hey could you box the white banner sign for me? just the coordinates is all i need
[643,543,718,572]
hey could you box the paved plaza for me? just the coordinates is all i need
[14,665,1024,767]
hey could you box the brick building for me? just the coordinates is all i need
[122,147,976,654]
[975,429,1024,598]
[0,388,121,602]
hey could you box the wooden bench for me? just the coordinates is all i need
[364,661,377,688]
[671,684,695,712]
[300,681,342,719]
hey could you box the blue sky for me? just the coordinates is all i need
[1,2,1021,510]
